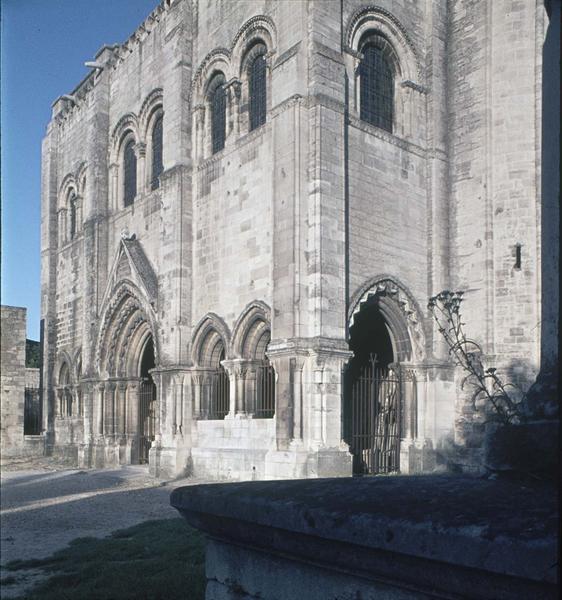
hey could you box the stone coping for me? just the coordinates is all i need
[171,475,558,595]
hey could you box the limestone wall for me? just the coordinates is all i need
[39,0,551,478]
[449,0,543,379]
[448,0,545,458]
[1,306,27,456]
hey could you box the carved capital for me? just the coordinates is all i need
[134,142,147,158]
[226,78,242,100]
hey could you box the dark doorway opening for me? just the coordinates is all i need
[139,337,156,464]
[24,390,41,435]
[344,299,401,475]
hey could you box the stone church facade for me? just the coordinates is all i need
[41,0,551,479]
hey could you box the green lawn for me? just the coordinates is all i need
[3,518,206,600]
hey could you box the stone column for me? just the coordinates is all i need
[135,143,147,196]
[55,388,62,418]
[222,359,248,417]
[399,366,418,442]
[193,105,205,162]
[266,340,353,478]
[96,382,105,437]
[151,370,162,449]
[266,347,307,451]
[342,48,361,116]
[192,372,203,418]
[291,357,306,442]
[109,163,118,210]
[77,381,92,468]
[128,380,140,462]
[227,80,241,138]
[57,209,67,246]
[181,375,192,436]
[308,350,352,450]
[81,381,93,444]
[104,382,116,438]
[245,363,258,417]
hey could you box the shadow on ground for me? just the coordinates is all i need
[1,518,205,600]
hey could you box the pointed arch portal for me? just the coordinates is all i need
[95,283,160,466]
[344,280,422,475]
[139,336,156,464]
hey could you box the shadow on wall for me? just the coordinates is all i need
[434,358,544,475]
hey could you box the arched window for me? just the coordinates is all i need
[69,192,77,240]
[58,362,73,417]
[359,41,394,132]
[123,138,137,206]
[211,347,230,420]
[241,318,274,418]
[249,53,267,130]
[209,74,226,154]
[150,114,163,190]
[195,325,230,419]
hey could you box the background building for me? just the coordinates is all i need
[1,306,43,459]
[40,0,557,479]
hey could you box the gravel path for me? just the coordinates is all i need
[0,459,201,598]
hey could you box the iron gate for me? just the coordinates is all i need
[24,390,41,435]
[139,378,156,464]
[345,356,401,474]
[209,368,230,419]
[255,364,275,418]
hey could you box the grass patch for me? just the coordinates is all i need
[5,518,206,600]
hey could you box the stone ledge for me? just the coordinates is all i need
[171,475,558,599]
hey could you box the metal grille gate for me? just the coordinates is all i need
[209,368,230,419]
[24,390,41,435]
[139,378,156,464]
[255,364,275,418]
[346,356,401,474]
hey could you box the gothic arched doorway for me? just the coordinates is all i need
[344,298,401,475]
[139,336,156,464]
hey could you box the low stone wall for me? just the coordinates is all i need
[171,475,558,600]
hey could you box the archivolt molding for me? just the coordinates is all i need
[71,348,82,381]
[232,15,276,76]
[191,48,232,105]
[139,88,164,133]
[110,113,140,162]
[231,15,276,54]
[349,276,426,362]
[191,313,231,366]
[231,300,271,358]
[346,5,422,81]
[58,173,79,209]
[191,14,277,104]
[117,315,152,377]
[75,162,87,191]
[95,280,159,378]
[55,349,74,385]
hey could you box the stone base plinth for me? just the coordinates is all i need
[150,445,192,479]
[171,476,558,600]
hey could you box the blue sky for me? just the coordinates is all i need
[1,0,158,339]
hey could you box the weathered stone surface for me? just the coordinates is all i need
[1,306,43,458]
[484,421,559,477]
[172,475,558,599]
[40,0,558,479]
